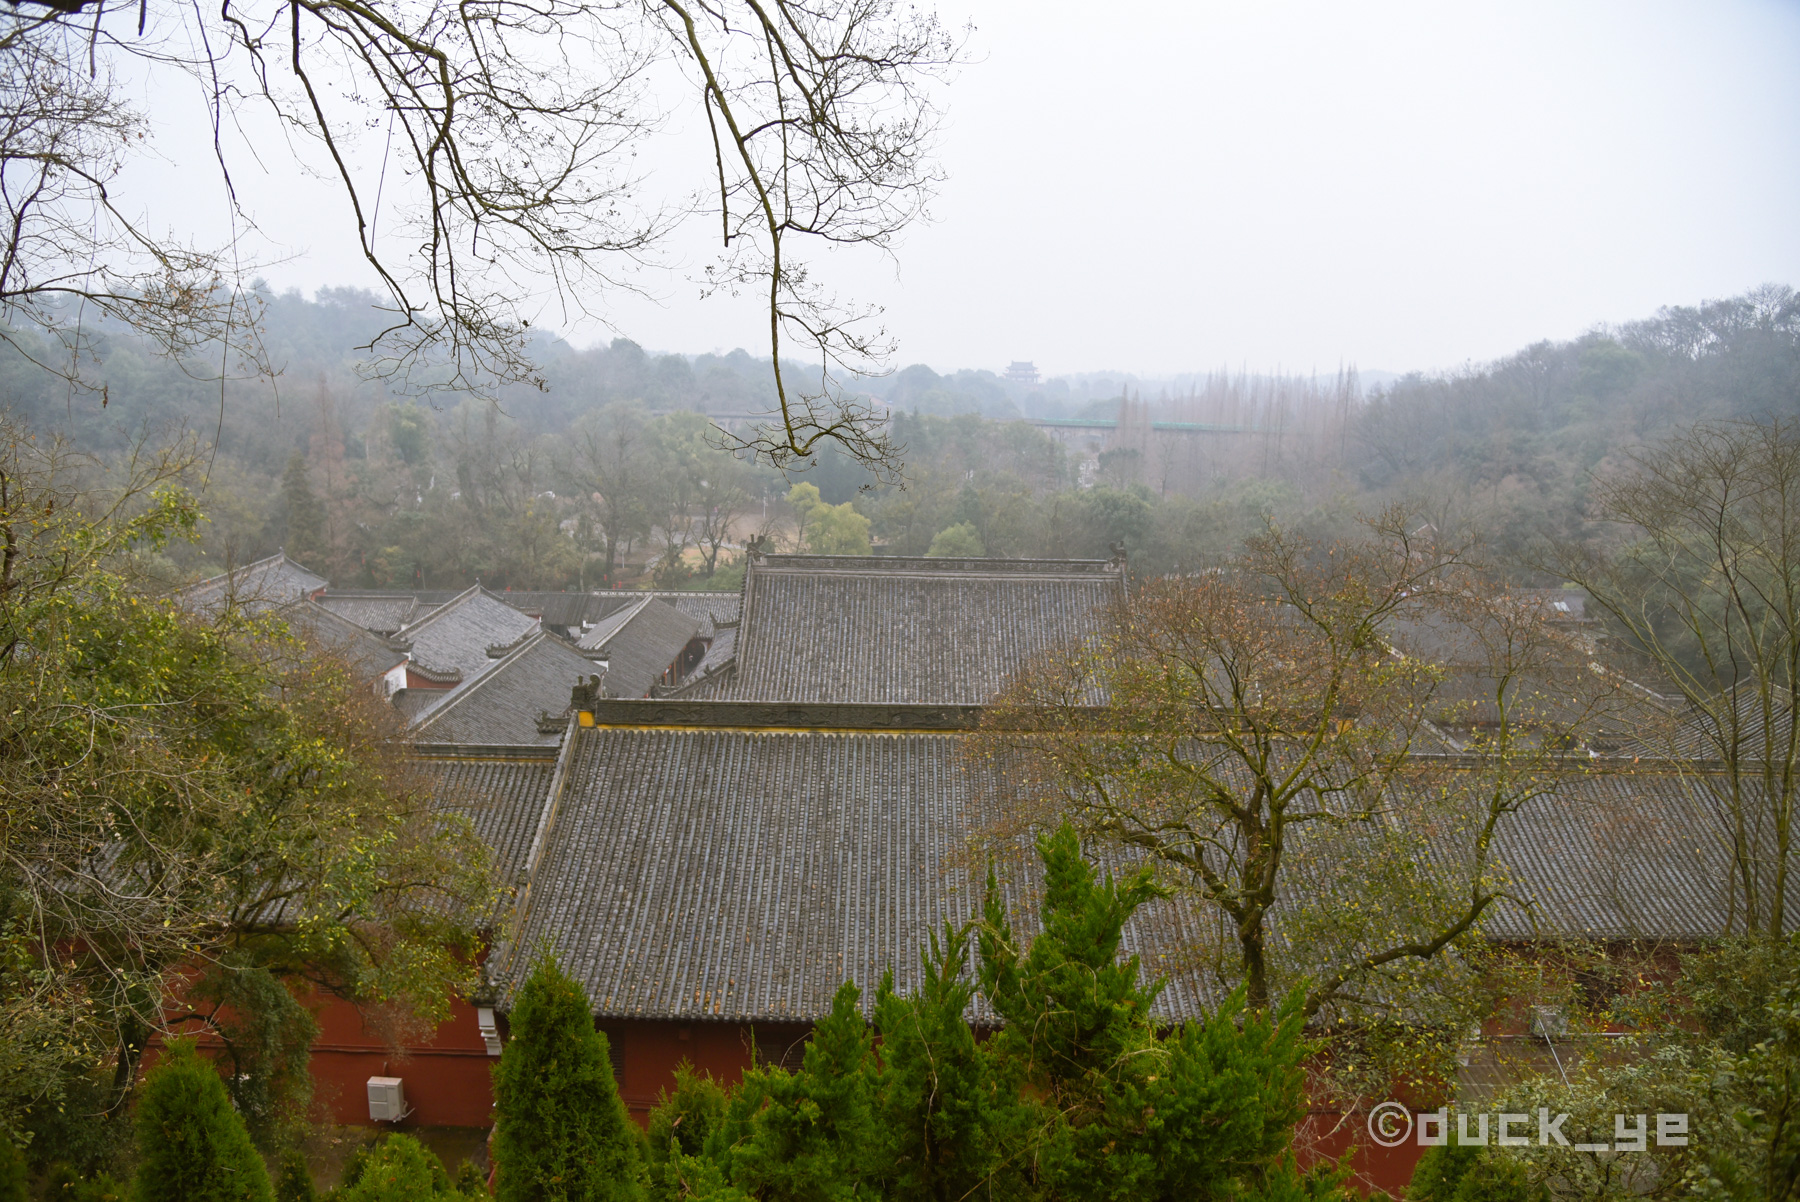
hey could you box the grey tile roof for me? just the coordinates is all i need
[598,591,742,636]
[498,704,1788,1024]
[421,750,559,887]
[1477,770,1799,940]
[411,633,595,746]
[685,626,735,681]
[395,586,541,680]
[577,598,701,699]
[393,688,448,723]
[503,719,1226,1024]
[729,555,1125,704]
[1616,686,1797,761]
[281,601,407,681]
[314,591,453,634]
[171,553,329,614]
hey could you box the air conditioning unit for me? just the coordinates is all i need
[367,1076,408,1123]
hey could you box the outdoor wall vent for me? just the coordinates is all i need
[367,1076,409,1123]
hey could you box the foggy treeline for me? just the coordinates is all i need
[4,283,1795,589]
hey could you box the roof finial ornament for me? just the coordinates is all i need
[745,534,770,563]
[1109,542,1128,568]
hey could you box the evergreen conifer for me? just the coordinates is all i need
[644,1066,727,1202]
[979,823,1326,1202]
[492,957,643,1202]
[129,1041,272,1202]
[273,1150,316,1202]
[1407,1135,1485,1202]
[712,982,875,1200]
[870,924,1023,1201]
[337,1135,464,1202]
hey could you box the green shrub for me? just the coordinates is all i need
[452,1162,491,1201]
[129,1041,271,1202]
[337,1135,462,1202]
[644,1065,726,1202]
[1449,1152,1528,1202]
[1407,1137,1527,1202]
[492,958,643,1201]
[1407,1137,1484,1202]
[0,1138,23,1202]
[274,1150,317,1202]
[924,523,984,558]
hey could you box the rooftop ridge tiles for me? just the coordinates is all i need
[409,742,562,760]
[587,699,984,730]
[394,581,487,635]
[754,554,1121,576]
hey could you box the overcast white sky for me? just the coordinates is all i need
[162,0,1800,379]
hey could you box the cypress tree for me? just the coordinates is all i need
[273,1150,316,1202]
[712,982,876,1200]
[492,957,642,1202]
[871,924,1025,1201]
[130,1041,272,1202]
[337,1135,463,1202]
[979,823,1327,1202]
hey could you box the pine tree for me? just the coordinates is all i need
[870,925,1024,1201]
[273,1150,316,1202]
[978,823,1328,1202]
[129,1041,272,1202]
[643,1066,727,1202]
[491,957,642,1202]
[711,982,875,1201]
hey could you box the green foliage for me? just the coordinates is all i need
[1408,1137,1487,1202]
[0,1137,23,1202]
[644,1065,727,1201]
[979,824,1317,1202]
[454,1161,493,1201]
[274,1150,317,1202]
[710,983,875,1201]
[1449,1153,1530,1202]
[923,522,984,558]
[191,961,320,1151]
[644,824,1327,1202]
[787,484,871,555]
[0,423,492,1144]
[337,1135,467,1202]
[492,958,642,1202]
[128,1042,272,1202]
[869,925,1025,1201]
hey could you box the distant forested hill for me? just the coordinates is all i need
[2,282,1794,588]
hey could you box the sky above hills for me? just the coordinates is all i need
[137,0,1800,380]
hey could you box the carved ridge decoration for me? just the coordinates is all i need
[406,660,464,685]
[588,699,987,731]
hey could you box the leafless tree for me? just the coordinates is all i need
[1,0,959,475]
[0,22,268,390]
[1550,418,1800,938]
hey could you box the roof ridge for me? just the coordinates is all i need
[412,630,563,731]
[757,554,1121,576]
[395,582,486,635]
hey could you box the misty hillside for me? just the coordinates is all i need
[2,283,1794,589]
